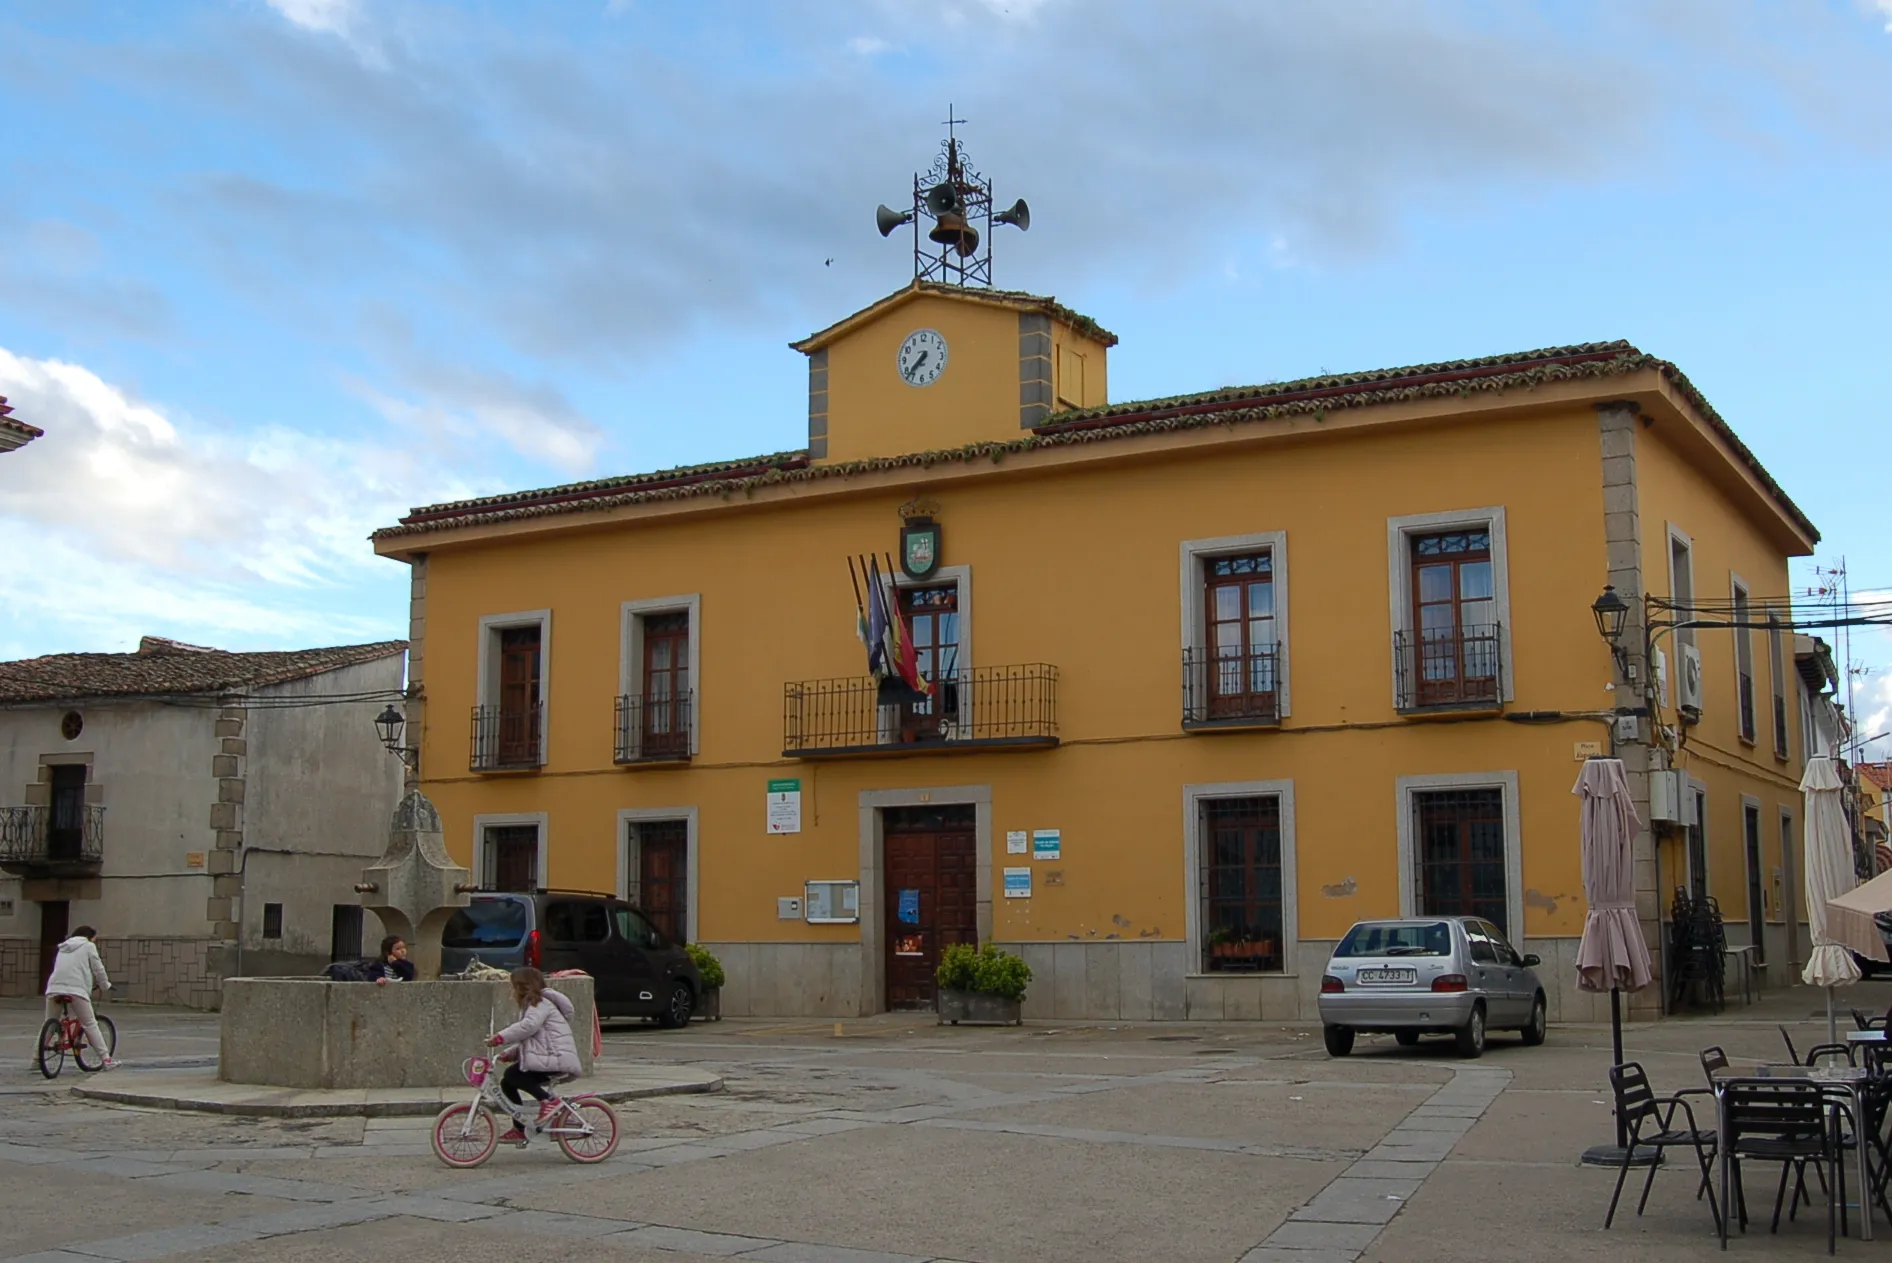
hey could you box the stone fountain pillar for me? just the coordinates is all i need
[357,790,471,980]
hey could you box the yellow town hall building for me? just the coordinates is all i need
[373,273,1820,1024]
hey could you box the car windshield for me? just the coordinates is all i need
[441,898,529,948]
[1335,922,1452,958]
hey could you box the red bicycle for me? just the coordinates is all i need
[36,994,117,1079]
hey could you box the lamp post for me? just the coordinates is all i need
[374,704,418,771]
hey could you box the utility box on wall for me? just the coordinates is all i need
[1648,769,1686,824]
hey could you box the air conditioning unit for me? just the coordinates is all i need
[1678,643,1704,720]
[1649,769,1685,823]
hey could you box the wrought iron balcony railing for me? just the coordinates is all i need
[1394,624,1503,713]
[470,703,544,771]
[783,664,1058,758]
[0,804,104,875]
[615,692,693,764]
[1182,646,1280,728]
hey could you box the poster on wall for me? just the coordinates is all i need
[1003,867,1032,898]
[1031,829,1061,861]
[897,888,921,924]
[766,779,802,834]
[1006,830,1028,855]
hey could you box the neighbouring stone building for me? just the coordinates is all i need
[0,636,407,1006]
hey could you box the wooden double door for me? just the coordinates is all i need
[883,805,977,1011]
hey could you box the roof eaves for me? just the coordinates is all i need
[789,281,1118,354]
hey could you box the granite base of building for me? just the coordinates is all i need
[0,934,223,1009]
[701,936,1647,1024]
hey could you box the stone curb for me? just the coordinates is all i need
[68,1067,723,1118]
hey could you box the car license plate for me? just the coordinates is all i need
[1356,968,1417,985]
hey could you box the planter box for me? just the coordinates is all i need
[693,987,721,1021]
[937,988,1021,1026]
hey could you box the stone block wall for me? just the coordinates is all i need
[97,936,221,1009]
[0,937,34,997]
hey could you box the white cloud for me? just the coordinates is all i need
[266,0,357,38]
[0,347,485,651]
[847,36,892,56]
[1870,1,1892,33]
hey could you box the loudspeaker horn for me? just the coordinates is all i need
[924,182,965,218]
[876,204,914,237]
[994,198,1031,231]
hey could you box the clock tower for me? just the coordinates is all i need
[790,122,1116,464]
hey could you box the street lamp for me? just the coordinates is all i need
[374,704,417,769]
[1591,585,1631,677]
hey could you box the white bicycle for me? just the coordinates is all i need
[430,1043,620,1168]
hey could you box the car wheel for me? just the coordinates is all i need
[1323,1025,1354,1057]
[1454,1004,1486,1059]
[1520,995,1547,1046]
[657,981,695,1029]
[1393,1030,1421,1047]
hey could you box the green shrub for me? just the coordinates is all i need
[935,943,1031,1003]
[686,943,726,990]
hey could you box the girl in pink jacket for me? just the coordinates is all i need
[488,967,581,1144]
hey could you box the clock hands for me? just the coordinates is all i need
[910,351,930,375]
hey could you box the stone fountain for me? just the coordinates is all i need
[219,790,595,1089]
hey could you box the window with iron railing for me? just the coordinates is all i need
[1397,531,1502,711]
[615,692,693,763]
[783,664,1057,757]
[1184,552,1279,727]
[471,702,543,771]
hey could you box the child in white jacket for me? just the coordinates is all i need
[43,926,115,1069]
[488,967,581,1144]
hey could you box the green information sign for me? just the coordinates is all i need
[767,779,801,793]
[766,778,803,834]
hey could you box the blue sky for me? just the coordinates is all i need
[3,0,1892,732]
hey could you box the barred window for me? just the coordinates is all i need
[1413,788,1507,935]
[1200,796,1284,973]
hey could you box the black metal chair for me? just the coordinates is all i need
[1781,1025,1802,1065]
[1701,1046,1729,1087]
[1718,1078,1844,1253]
[1606,1062,1721,1233]
[1804,1043,1857,1068]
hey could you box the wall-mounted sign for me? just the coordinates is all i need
[893,931,925,956]
[1003,868,1032,898]
[1572,740,1603,761]
[1031,829,1061,861]
[900,518,941,580]
[766,779,802,834]
[805,880,860,924]
[185,852,207,870]
[897,888,921,924]
[1006,830,1028,855]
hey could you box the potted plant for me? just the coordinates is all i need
[935,943,1031,1025]
[686,943,724,1020]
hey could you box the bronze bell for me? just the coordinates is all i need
[928,212,980,257]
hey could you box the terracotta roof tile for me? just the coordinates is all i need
[0,395,42,441]
[789,281,1118,352]
[373,340,1815,544]
[0,638,407,704]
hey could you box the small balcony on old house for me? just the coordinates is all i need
[783,664,1058,758]
[0,805,105,878]
[470,703,544,772]
[1394,624,1504,714]
[1182,646,1281,731]
[615,691,693,766]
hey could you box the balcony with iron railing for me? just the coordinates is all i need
[615,692,693,765]
[1182,646,1280,730]
[783,664,1058,758]
[0,805,105,877]
[1394,624,1503,713]
[470,703,544,772]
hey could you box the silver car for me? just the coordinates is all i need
[1318,917,1546,1059]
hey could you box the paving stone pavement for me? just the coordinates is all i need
[0,991,1886,1261]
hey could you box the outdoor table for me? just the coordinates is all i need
[1847,1030,1887,1044]
[1722,945,1759,1004]
[1713,1064,1876,1241]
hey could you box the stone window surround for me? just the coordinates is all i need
[619,595,702,757]
[876,566,973,739]
[1179,531,1292,718]
[1730,570,1755,743]
[1664,523,1696,711]
[1181,779,1299,978]
[1394,770,1524,941]
[856,784,993,1016]
[617,806,699,944]
[1384,507,1513,708]
[476,609,552,766]
[26,751,99,808]
[473,811,549,889]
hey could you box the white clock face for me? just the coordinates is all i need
[897,329,948,387]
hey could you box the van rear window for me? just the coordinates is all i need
[1335,922,1452,958]
[442,899,529,948]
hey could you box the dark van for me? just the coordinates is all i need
[440,890,703,1027]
